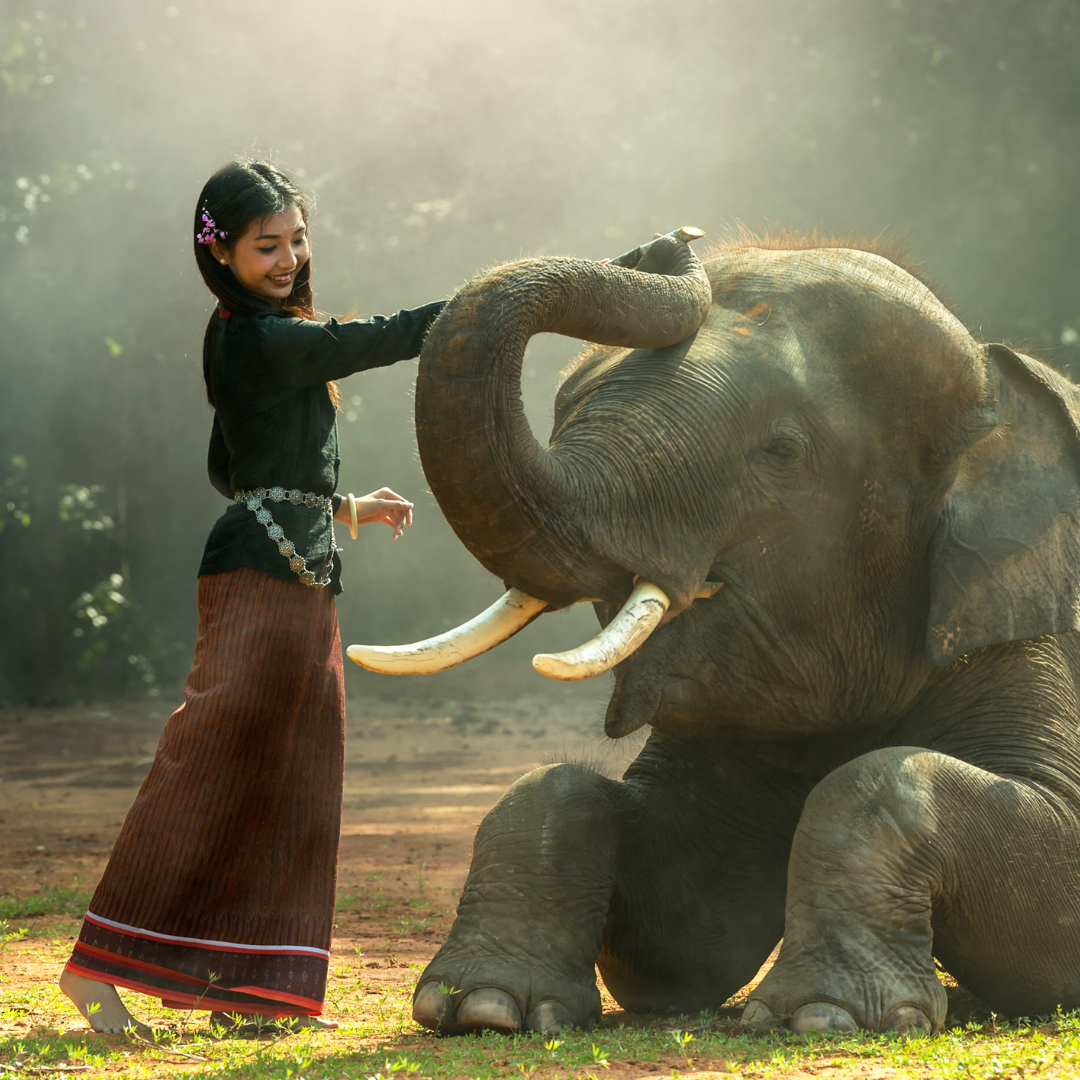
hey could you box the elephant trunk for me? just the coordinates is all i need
[415,237,712,606]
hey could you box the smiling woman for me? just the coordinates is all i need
[57,159,447,1035]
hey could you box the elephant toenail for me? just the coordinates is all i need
[790,1002,858,1033]
[413,982,455,1031]
[740,999,782,1028]
[882,1004,933,1035]
[455,988,522,1033]
[526,1000,574,1033]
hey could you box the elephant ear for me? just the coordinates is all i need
[927,343,1080,665]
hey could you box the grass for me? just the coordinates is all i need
[3,887,1077,1077]
[7,942,1080,1079]
[0,884,93,921]
[0,883,93,940]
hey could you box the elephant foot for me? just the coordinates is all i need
[739,998,784,1030]
[749,943,945,1035]
[453,988,522,1033]
[789,1002,857,1034]
[743,997,925,1036]
[412,764,617,1037]
[746,749,953,1035]
[741,998,858,1034]
[414,980,581,1035]
[526,1000,576,1034]
[882,1004,933,1036]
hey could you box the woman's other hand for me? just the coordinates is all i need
[335,487,414,540]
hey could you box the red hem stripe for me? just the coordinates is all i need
[64,961,321,1015]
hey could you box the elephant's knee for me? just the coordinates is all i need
[794,747,943,870]
[486,763,619,826]
[471,763,622,877]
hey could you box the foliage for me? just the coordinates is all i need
[0,884,92,922]
[69,572,174,698]
[57,484,114,535]
[0,450,186,701]
[0,455,30,534]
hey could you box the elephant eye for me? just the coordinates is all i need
[750,421,812,488]
[764,436,802,463]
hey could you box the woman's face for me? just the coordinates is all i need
[212,204,310,304]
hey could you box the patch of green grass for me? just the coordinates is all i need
[9,947,1080,1078]
[0,919,28,944]
[395,915,428,936]
[0,883,92,923]
[6,1012,1080,1080]
[336,873,394,913]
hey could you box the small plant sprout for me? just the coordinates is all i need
[545,1037,562,1054]
[673,1029,694,1049]
[591,1042,610,1066]
[0,919,28,943]
[376,1055,420,1074]
[86,1002,101,1016]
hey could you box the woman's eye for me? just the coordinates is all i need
[257,246,275,254]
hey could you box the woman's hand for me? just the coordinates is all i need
[335,487,414,540]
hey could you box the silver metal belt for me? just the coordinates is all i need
[234,486,338,588]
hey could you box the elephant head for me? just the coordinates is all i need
[350,236,1080,743]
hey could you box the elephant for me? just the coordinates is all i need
[349,231,1080,1037]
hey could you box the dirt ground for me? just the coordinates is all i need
[0,670,689,1031]
[0,673,1006,1080]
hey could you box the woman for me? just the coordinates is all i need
[60,160,445,1033]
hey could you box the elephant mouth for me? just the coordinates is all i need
[346,580,724,683]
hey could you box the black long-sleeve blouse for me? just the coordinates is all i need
[198,302,445,593]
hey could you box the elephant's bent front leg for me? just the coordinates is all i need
[414,763,622,1034]
[747,745,1080,1034]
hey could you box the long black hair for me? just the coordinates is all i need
[194,160,338,407]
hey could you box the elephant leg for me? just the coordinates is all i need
[745,746,1080,1034]
[598,733,816,1015]
[413,763,621,1035]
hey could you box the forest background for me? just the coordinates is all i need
[2,0,1078,703]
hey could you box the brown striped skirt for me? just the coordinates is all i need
[65,566,345,1016]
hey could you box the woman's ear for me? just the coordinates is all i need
[210,239,229,266]
[927,344,1080,664]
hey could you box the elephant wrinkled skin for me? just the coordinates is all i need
[399,235,1080,1034]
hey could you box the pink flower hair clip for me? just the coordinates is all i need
[196,208,227,245]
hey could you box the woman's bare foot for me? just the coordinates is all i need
[210,1010,338,1034]
[59,969,150,1033]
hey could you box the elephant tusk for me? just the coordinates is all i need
[532,581,670,681]
[346,588,548,675]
